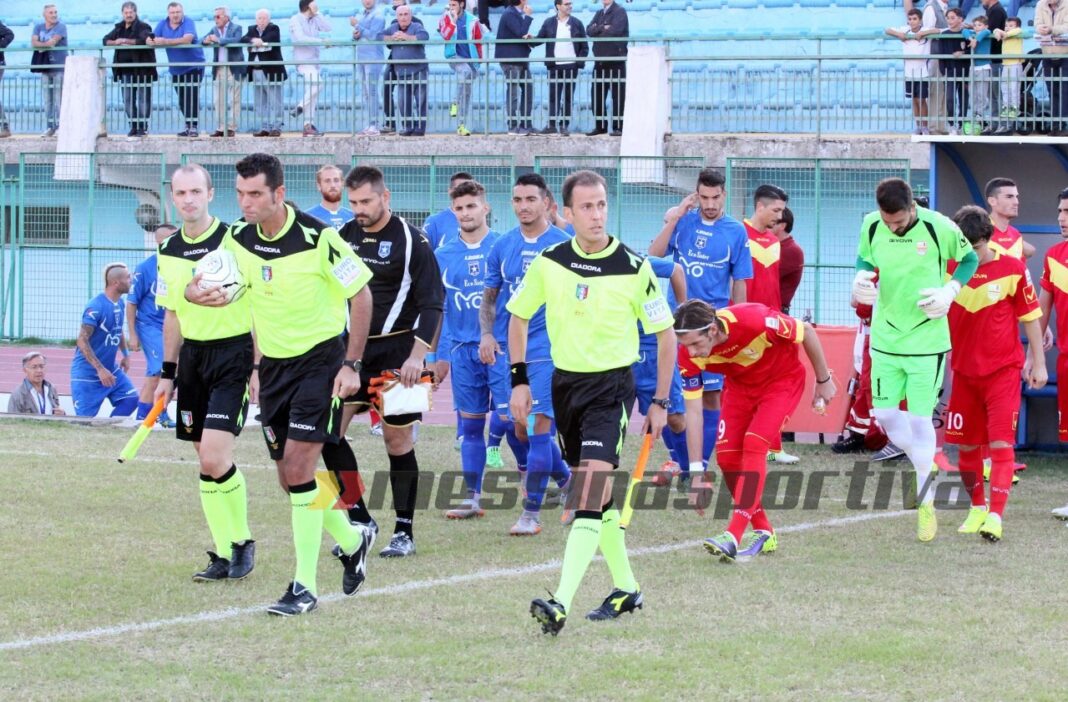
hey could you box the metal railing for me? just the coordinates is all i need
[0,35,1060,137]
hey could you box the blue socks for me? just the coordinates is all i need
[488,412,509,449]
[135,401,152,421]
[505,421,529,472]
[663,425,692,475]
[459,416,487,496]
[455,410,463,441]
[524,432,554,512]
[702,409,720,466]
[112,396,139,417]
[549,438,572,487]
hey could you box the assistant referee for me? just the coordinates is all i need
[507,170,677,636]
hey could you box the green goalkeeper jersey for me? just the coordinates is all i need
[857,206,972,356]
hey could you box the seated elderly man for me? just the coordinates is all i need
[8,352,65,415]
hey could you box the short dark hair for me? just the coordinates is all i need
[875,177,913,214]
[450,179,486,201]
[514,172,550,199]
[1058,187,1068,202]
[953,205,994,245]
[697,168,725,191]
[906,8,922,19]
[779,207,794,233]
[984,177,1016,200]
[1006,15,1021,25]
[973,14,988,24]
[450,171,475,185]
[946,7,963,18]
[235,152,284,190]
[753,184,788,207]
[345,165,386,193]
[299,0,314,12]
[561,170,607,208]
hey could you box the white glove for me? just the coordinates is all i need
[917,280,962,319]
[852,270,878,305]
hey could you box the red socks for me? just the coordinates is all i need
[988,446,1015,517]
[722,434,771,543]
[957,447,986,508]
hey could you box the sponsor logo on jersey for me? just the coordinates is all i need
[261,266,273,282]
[332,258,363,287]
[184,247,210,257]
[916,241,928,256]
[570,262,602,273]
[576,283,589,300]
[253,245,281,255]
[643,297,670,323]
[379,241,392,258]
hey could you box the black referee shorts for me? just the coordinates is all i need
[552,366,635,467]
[258,336,344,460]
[176,333,253,443]
[343,330,422,427]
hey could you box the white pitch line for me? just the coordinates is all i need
[0,510,908,652]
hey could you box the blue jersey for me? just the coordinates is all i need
[128,254,165,330]
[484,225,571,361]
[305,204,355,230]
[436,230,501,346]
[423,209,459,250]
[639,256,679,350]
[71,293,126,377]
[668,210,752,308]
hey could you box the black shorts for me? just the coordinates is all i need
[176,333,253,443]
[258,336,344,460]
[552,366,635,467]
[343,331,422,427]
[905,80,929,99]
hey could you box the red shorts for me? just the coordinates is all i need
[1060,354,1068,442]
[944,366,1021,446]
[717,369,805,456]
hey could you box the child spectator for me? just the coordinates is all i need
[887,9,938,134]
[965,15,994,132]
[994,16,1024,121]
[935,8,971,135]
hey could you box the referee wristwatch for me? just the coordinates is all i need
[342,359,363,373]
[650,397,670,410]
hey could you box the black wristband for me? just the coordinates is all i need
[510,362,529,388]
[252,363,260,371]
[161,362,177,380]
[816,375,832,384]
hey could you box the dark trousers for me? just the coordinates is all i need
[592,61,626,132]
[172,72,202,128]
[502,63,533,130]
[548,64,579,129]
[941,63,969,129]
[1045,57,1068,130]
[398,69,428,133]
[478,0,506,30]
[120,76,153,131]
[383,63,396,128]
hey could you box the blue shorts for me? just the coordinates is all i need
[703,371,724,393]
[488,343,554,419]
[71,370,138,417]
[137,323,164,376]
[631,348,685,416]
[450,343,497,415]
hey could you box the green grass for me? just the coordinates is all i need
[1,420,1067,700]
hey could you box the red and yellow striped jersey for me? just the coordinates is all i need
[678,303,804,397]
[948,252,1040,377]
[1040,240,1068,354]
[743,220,782,312]
[989,224,1025,260]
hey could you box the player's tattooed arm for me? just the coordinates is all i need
[77,323,117,386]
[478,287,502,364]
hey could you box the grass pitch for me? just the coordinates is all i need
[1,419,1067,700]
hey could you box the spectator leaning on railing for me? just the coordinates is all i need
[8,352,65,416]
[994,16,1024,124]
[886,9,937,136]
[934,8,971,136]
[149,2,205,138]
[0,20,12,138]
[385,4,430,137]
[31,4,68,138]
[496,0,536,136]
[103,1,158,138]
[289,0,332,138]
[1035,0,1068,136]
[537,0,588,137]
[439,0,484,137]
[243,9,287,137]
[921,0,949,134]
[981,0,1007,133]
[352,0,387,136]
[964,15,994,134]
[202,5,245,138]
[586,0,628,136]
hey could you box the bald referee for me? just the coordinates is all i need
[508,170,677,635]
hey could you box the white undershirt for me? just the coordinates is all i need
[555,20,576,63]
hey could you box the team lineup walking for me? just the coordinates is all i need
[141,154,1056,632]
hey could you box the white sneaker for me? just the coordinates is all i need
[361,125,380,136]
[768,450,800,464]
[509,511,542,536]
[1051,504,1068,520]
[370,422,383,436]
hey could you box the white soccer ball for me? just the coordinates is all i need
[195,248,246,304]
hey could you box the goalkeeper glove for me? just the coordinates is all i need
[852,270,878,305]
[917,280,962,319]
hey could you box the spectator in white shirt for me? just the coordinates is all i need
[289,0,332,136]
[887,9,938,134]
